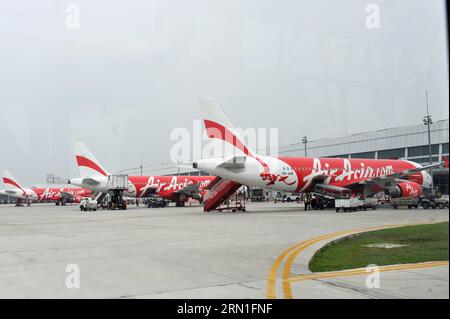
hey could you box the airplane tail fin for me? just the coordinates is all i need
[74,143,110,178]
[199,97,256,158]
[2,170,25,192]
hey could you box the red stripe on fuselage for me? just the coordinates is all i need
[76,156,107,176]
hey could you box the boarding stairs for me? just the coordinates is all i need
[94,192,108,204]
[203,177,243,212]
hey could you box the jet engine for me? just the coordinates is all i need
[385,181,422,198]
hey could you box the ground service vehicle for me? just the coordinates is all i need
[392,197,419,209]
[282,193,301,202]
[335,197,364,212]
[421,196,448,209]
[80,198,98,211]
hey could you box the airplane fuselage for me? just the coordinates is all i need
[0,187,92,202]
[70,175,215,202]
[195,155,432,197]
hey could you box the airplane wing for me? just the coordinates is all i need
[140,186,158,197]
[311,183,353,199]
[59,191,74,201]
[173,183,201,196]
[401,162,444,174]
[4,189,19,195]
[347,161,444,187]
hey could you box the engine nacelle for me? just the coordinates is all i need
[385,181,422,198]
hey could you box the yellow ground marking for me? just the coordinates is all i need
[266,229,354,299]
[287,260,449,283]
[267,223,428,299]
[281,224,413,299]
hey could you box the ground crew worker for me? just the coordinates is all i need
[304,193,310,211]
[311,196,317,210]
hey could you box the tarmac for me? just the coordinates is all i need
[0,202,448,299]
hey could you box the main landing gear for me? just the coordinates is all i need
[175,201,185,207]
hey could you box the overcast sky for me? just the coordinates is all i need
[0,0,448,185]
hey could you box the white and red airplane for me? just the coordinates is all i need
[0,170,92,204]
[69,143,216,206]
[193,97,439,199]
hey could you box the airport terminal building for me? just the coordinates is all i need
[276,118,449,195]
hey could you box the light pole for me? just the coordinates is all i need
[301,136,308,157]
[423,90,433,166]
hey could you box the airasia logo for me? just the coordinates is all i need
[38,188,87,200]
[400,182,420,198]
[138,177,211,197]
[300,158,395,192]
[39,188,61,200]
[405,183,418,197]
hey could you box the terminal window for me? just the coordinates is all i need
[442,143,449,154]
[378,148,405,159]
[411,156,440,164]
[351,152,376,159]
[433,172,449,195]
[408,144,440,157]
